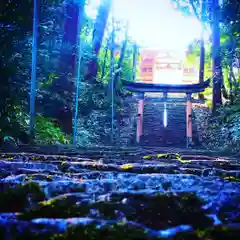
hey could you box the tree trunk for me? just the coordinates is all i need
[211,0,223,112]
[114,22,129,89]
[110,14,115,144]
[101,38,110,80]
[229,50,238,101]
[199,39,205,84]
[198,39,205,101]
[228,65,234,104]
[132,43,138,81]
[198,0,206,100]
[85,0,112,83]
[50,1,85,134]
[199,0,206,83]
[229,38,238,97]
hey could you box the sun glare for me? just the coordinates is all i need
[85,0,204,51]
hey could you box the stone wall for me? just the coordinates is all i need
[118,101,138,146]
[76,100,138,147]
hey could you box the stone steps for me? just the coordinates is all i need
[0,150,239,238]
[141,103,195,147]
[119,101,200,147]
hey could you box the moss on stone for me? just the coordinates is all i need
[59,161,69,172]
[0,223,153,240]
[18,194,90,220]
[217,194,240,223]
[118,192,212,230]
[19,191,212,231]
[51,223,154,240]
[53,224,240,240]
[175,225,240,239]
[162,181,172,190]
[24,174,54,182]
[120,164,133,170]
[46,175,53,181]
[201,225,240,239]
[0,223,239,240]
[143,155,153,160]
[0,181,45,212]
[224,176,240,182]
[19,196,123,221]
[143,153,182,161]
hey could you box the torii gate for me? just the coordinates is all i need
[122,79,210,148]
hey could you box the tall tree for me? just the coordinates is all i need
[211,0,223,111]
[221,0,240,98]
[49,0,86,134]
[101,36,110,80]
[0,0,33,142]
[172,0,224,111]
[29,0,38,140]
[132,43,138,82]
[84,0,112,83]
[199,0,206,83]
[198,0,207,100]
[114,21,129,89]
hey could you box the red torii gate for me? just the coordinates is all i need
[122,79,210,148]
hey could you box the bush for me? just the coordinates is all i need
[194,100,240,153]
[35,116,70,145]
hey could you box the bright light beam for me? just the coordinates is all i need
[163,103,168,127]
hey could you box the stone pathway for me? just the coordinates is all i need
[0,146,239,239]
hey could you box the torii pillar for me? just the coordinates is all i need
[186,93,193,148]
[136,93,144,143]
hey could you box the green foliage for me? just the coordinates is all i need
[97,43,134,84]
[0,105,71,145]
[35,116,70,144]
[171,0,199,17]
[0,0,140,146]
[0,105,29,144]
[4,0,239,147]
[194,98,240,153]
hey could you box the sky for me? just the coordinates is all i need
[85,0,204,51]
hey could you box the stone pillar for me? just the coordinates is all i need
[186,93,193,148]
[136,94,144,143]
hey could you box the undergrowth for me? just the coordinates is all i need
[35,116,71,144]
[195,92,240,153]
